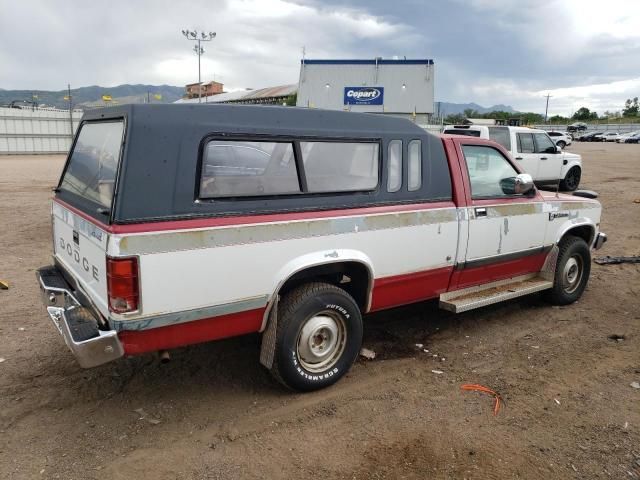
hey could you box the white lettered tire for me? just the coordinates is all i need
[270,282,363,391]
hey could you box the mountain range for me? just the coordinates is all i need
[0,84,516,114]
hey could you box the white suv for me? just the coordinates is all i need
[442,125,583,191]
[546,131,572,148]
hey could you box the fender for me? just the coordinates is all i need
[559,157,582,179]
[554,217,596,246]
[260,249,375,331]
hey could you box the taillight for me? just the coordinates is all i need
[106,256,139,313]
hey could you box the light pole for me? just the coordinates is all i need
[181,29,216,103]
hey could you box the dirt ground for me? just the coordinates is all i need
[1,142,639,479]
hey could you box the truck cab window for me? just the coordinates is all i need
[462,145,520,199]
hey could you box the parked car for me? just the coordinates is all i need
[578,132,603,142]
[547,131,573,148]
[617,131,640,143]
[597,132,621,142]
[36,105,606,392]
[442,125,583,190]
[624,133,640,143]
[567,122,588,132]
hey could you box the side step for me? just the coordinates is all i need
[439,274,553,313]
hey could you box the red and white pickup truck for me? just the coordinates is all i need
[37,105,606,391]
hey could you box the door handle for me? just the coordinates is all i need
[540,157,548,160]
[515,157,523,160]
[475,207,487,217]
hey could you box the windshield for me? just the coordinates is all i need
[59,120,124,210]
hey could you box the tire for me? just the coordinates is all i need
[546,236,591,305]
[560,166,581,191]
[557,140,566,149]
[270,282,363,392]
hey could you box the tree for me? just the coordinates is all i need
[548,114,570,124]
[444,113,465,124]
[572,107,598,121]
[520,112,544,124]
[623,97,639,117]
[463,108,479,118]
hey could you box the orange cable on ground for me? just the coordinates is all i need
[461,384,503,416]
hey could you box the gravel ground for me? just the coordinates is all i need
[0,142,639,479]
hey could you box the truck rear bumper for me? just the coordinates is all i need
[594,232,607,250]
[36,266,124,368]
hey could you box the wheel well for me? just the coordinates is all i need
[562,225,594,246]
[277,262,371,312]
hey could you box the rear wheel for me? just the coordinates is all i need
[560,166,581,191]
[557,140,566,149]
[546,235,591,305]
[270,282,363,392]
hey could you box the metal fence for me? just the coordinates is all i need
[0,106,82,155]
[533,123,639,134]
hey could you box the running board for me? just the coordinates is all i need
[439,274,553,313]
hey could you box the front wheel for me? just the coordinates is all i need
[270,282,363,392]
[546,236,591,305]
[557,140,566,149]
[560,166,581,191]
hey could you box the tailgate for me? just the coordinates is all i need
[52,202,110,317]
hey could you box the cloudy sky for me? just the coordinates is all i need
[1,0,639,115]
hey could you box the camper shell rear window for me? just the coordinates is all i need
[58,120,125,218]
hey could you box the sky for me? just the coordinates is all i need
[0,0,639,116]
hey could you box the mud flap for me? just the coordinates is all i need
[540,244,559,282]
[259,296,278,369]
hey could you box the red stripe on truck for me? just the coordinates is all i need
[118,308,265,355]
[370,266,453,311]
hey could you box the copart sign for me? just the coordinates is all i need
[344,87,384,105]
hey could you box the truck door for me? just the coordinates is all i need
[533,132,563,181]
[513,132,541,178]
[455,142,549,286]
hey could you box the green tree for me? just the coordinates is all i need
[463,108,479,118]
[444,113,465,124]
[283,93,297,106]
[623,97,639,117]
[572,107,598,121]
[520,112,544,124]
[548,114,570,124]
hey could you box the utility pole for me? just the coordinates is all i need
[544,93,553,123]
[181,29,216,103]
[66,84,73,138]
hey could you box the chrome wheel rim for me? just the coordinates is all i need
[562,255,583,294]
[297,311,347,373]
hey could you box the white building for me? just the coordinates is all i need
[296,58,435,123]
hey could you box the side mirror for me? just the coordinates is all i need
[500,173,535,195]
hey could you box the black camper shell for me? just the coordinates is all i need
[56,104,452,224]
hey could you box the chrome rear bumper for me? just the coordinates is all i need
[36,266,123,368]
[594,232,607,250]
